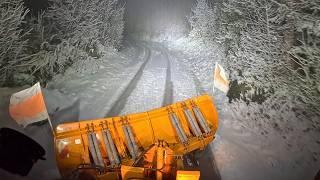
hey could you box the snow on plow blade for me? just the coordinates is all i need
[54,94,218,179]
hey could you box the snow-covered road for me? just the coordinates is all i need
[48,41,203,119]
[109,41,201,115]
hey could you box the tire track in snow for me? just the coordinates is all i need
[161,48,173,106]
[105,44,152,117]
[199,144,221,180]
[171,52,205,96]
[161,46,198,102]
[117,42,169,115]
[156,44,221,180]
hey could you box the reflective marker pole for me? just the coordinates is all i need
[41,86,55,137]
[44,106,55,136]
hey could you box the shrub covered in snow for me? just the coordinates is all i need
[0,0,125,86]
[27,0,125,81]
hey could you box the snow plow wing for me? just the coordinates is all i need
[54,94,218,179]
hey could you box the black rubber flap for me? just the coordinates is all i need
[0,128,46,176]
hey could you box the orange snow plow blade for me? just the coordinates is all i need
[54,94,218,179]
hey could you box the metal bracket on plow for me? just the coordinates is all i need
[182,102,202,138]
[100,121,120,167]
[191,101,211,134]
[167,107,188,144]
[121,117,139,160]
[86,123,104,167]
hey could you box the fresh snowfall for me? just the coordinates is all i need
[0,0,319,180]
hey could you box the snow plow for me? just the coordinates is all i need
[54,94,218,179]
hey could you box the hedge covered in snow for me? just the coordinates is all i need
[189,0,320,117]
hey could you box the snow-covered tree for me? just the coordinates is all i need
[189,0,216,41]
[45,0,125,51]
[285,0,320,115]
[218,0,290,86]
[189,0,320,115]
[218,0,320,115]
[0,0,29,86]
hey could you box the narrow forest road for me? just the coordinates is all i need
[107,41,201,116]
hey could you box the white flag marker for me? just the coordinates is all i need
[9,82,55,135]
[213,62,230,93]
